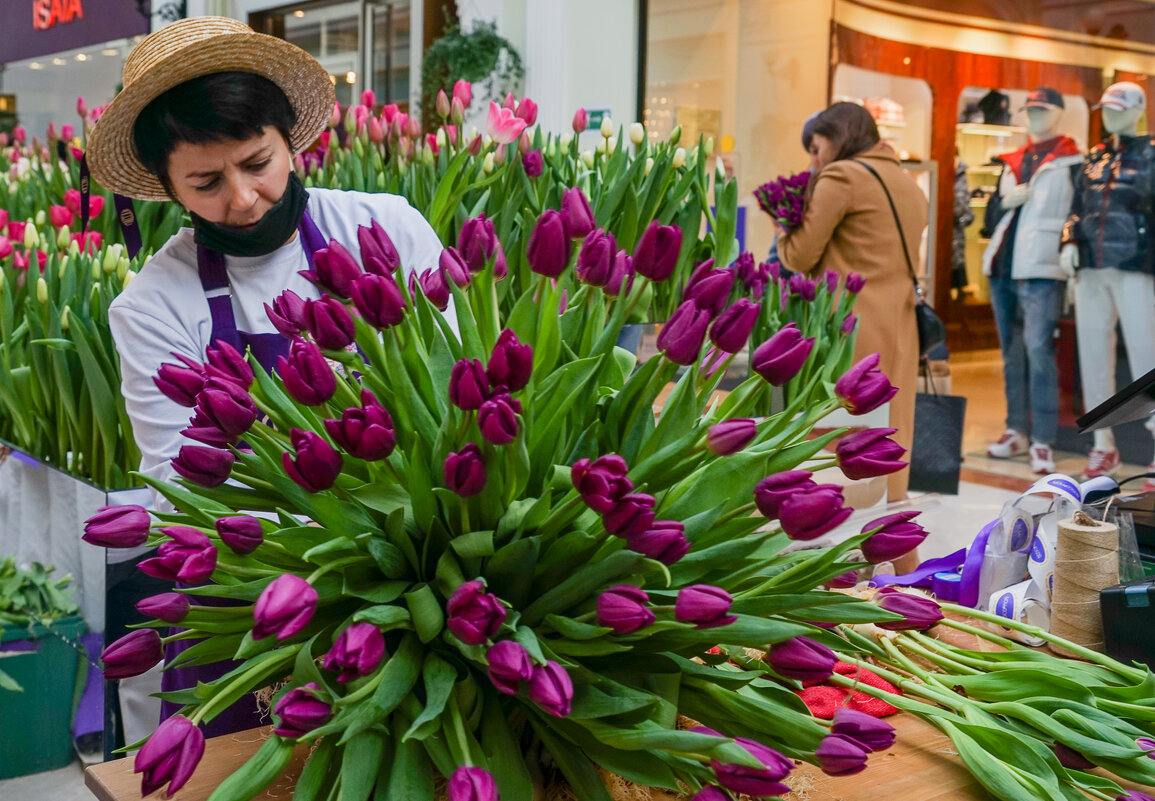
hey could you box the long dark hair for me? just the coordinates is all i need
[809,102,880,163]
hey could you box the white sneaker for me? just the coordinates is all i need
[1081,447,1121,480]
[987,429,1029,459]
[1029,442,1055,475]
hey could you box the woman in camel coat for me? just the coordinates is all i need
[779,102,928,504]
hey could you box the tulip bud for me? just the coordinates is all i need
[526,209,570,278]
[486,329,533,392]
[482,152,495,174]
[283,428,343,492]
[874,587,944,631]
[411,267,450,311]
[135,592,191,624]
[672,147,687,168]
[572,107,589,133]
[840,313,858,336]
[599,115,614,138]
[486,639,533,695]
[706,418,757,456]
[576,229,617,286]
[765,636,836,682]
[656,300,710,365]
[478,391,521,445]
[571,454,633,512]
[133,714,205,798]
[302,295,356,351]
[816,733,869,776]
[675,584,735,627]
[522,148,544,178]
[323,622,386,683]
[35,277,48,304]
[705,730,793,798]
[529,660,573,717]
[453,79,473,109]
[215,515,264,555]
[171,444,234,487]
[750,323,815,385]
[277,338,337,406]
[117,257,130,281]
[709,299,760,353]
[329,102,341,128]
[255,573,319,641]
[435,89,451,119]
[449,358,490,411]
[440,247,471,288]
[447,579,506,644]
[628,122,646,146]
[605,249,634,298]
[350,273,407,329]
[629,520,691,565]
[835,353,898,415]
[60,304,71,330]
[138,525,218,584]
[83,504,151,548]
[633,220,683,282]
[24,222,40,250]
[305,239,363,298]
[324,389,396,461]
[273,683,332,738]
[154,357,205,408]
[581,149,595,169]
[836,428,908,481]
[205,339,254,388]
[560,187,596,240]
[604,493,656,538]
[669,125,682,146]
[753,470,816,520]
[444,443,486,497]
[846,272,866,293]
[778,484,851,541]
[831,708,896,752]
[101,629,163,680]
[265,288,308,337]
[448,766,498,801]
[56,224,71,249]
[690,788,728,801]
[596,585,654,634]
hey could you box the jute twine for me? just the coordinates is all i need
[1049,510,1118,657]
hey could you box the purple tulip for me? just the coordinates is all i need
[604,493,656,538]
[264,289,307,337]
[753,470,817,520]
[182,408,240,448]
[172,444,235,487]
[731,252,755,285]
[138,526,218,583]
[83,504,151,548]
[629,521,691,565]
[706,418,757,456]
[816,733,869,776]
[304,239,362,298]
[302,295,356,351]
[526,209,570,278]
[135,592,191,624]
[845,273,866,293]
[683,262,734,315]
[657,300,711,365]
[778,484,852,541]
[273,683,332,738]
[837,427,908,480]
[709,299,760,353]
[457,215,499,274]
[560,187,595,240]
[194,376,259,438]
[522,149,544,178]
[1118,793,1155,801]
[410,267,450,311]
[101,629,164,680]
[448,766,499,801]
[283,428,343,492]
[766,636,836,682]
[824,271,840,294]
[441,247,472,288]
[529,660,573,717]
[358,219,401,276]
[596,585,654,634]
[835,353,899,415]
[860,510,928,564]
[449,358,490,411]
[254,574,319,641]
[444,444,487,497]
[478,392,521,445]
[788,274,817,301]
[277,338,337,406]
[154,358,205,407]
[831,708,896,752]
[203,340,253,388]
[215,515,264,555]
[486,639,534,695]
[324,389,396,461]
[323,622,386,683]
[572,454,634,513]
[840,313,858,336]
[828,571,859,588]
[487,329,533,392]
[447,580,507,645]
[690,788,729,801]
[605,249,634,297]
[750,323,815,385]
[1138,736,1155,758]
[706,730,793,798]
[874,587,944,631]
[675,584,735,628]
[633,220,683,282]
[134,714,204,797]
[576,229,617,286]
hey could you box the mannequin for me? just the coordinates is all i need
[982,87,1082,475]
[1061,81,1155,484]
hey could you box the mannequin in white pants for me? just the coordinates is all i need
[1061,82,1155,482]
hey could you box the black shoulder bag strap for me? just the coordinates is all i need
[854,158,922,300]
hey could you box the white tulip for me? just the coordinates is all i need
[672,147,686,168]
[629,122,645,146]
[600,116,614,138]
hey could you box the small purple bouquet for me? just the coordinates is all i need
[754,170,811,229]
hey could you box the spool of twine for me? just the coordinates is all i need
[1049,510,1118,657]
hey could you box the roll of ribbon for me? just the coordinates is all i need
[931,571,961,601]
[988,579,1050,646]
[1050,511,1119,656]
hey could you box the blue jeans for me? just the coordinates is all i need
[988,277,1064,445]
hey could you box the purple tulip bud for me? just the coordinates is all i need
[690,788,729,801]
[766,636,836,682]
[478,391,521,445]
[705,730,793,798]
[324,390,396,461]
[1118,793,1155,801]
[657,300,711,365]
[134,714,204,797]
[457,216,499,274]
[860,510,927,564]
[444,444,486,497]
[629,521,691,565]
[138,526,218,583]
[527,209,570,278]
[194,376,259,438]
[709,299,760,354]
[101,629,163,680]
[750,323,815,385]
[731,252,755,284]
[447,579,507,645]
[449,358,490,411]
[1138,736,1155,757]
[840,313,858,336]
[283,428,343,492]
[845,273,866,293]
[605,249,635,297]
[215,515,264,555]
[181,408,238,448]
[633,220,683,282]
[778,484,852,541]
[154,359,205,407]
[597,585,654,634]
[304,239,362,298]
[323,622,386,683]
[277,338,337,406]
[753,470,817,520]
[816,733,869,776]
[448,766,499,801]
[349,273,407,329]
[491,244,509,280]
[302,295,356,351]
[254,574,319,641]
[358,219,401,276]
[135,592,191,623]
[522,149,544,178]
[831,708,896,752]
[576,229,617,287]
[788,274,817,300]
[487,329,533,392]
[874,587,944,631]
[604,493,657,538]
[273,682,332,738]
[83,504,151,548]
[682,262,733,316]
[486,639,534,695]
[835,353,898,415]
[706,418,757,456]
[264,289,308,337]
[675,584,735,627]
[572,454,634,513]
[171,444,235,487]
[411,267,450,311]
[441,247,472,288]
[204,340,253,388]
[836,427,908,481]
[1050,743,1095,770]
[560,187,595,240]
[529,660,573,717]
[828,571,859,588]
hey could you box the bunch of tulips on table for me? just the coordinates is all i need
[752,172,810,231]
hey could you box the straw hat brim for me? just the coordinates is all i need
[87,31,335,202]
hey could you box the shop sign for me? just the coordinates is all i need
[585,108,611,131]
[0,0,150,64]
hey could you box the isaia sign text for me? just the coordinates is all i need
[33,0,85,31]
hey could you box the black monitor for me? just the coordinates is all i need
[1078,365,1155,432]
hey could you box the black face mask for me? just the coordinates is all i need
[191,172,308,257]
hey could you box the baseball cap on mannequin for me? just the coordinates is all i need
[1021,87,1064,110]
[1094,82,1146,112]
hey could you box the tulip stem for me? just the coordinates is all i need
[736,530,869,598]
[897,632,984,675]
[333,662,387,707]
[307,556,370,585]
[834,653,970,715]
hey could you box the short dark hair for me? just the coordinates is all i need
[809,102,880,163]
[132,71,297,191]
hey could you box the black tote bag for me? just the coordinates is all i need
[909,372,967,494]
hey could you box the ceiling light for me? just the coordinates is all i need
[52,57,67,66]
[293,9,305,17]
[329,75,337,85]
[102,48,119,56]
[75,53,90,61]
[345,71,356,84]
[28,62,43,70]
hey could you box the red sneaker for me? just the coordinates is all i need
[1081,448,1121,480]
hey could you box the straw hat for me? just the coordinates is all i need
[87,16,335,201]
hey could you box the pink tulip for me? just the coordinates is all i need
[361,89,376,109]
[487,101,528,145]
[76,96,88,118]
[49,205,73,229]
[453,79,472,109]
[0,237,11,259]
[572,108,588,133]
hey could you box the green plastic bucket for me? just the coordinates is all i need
[0,615,87,778]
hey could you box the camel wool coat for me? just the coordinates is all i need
[778,144,928,501]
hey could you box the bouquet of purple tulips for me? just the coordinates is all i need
[753,171,810,230]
